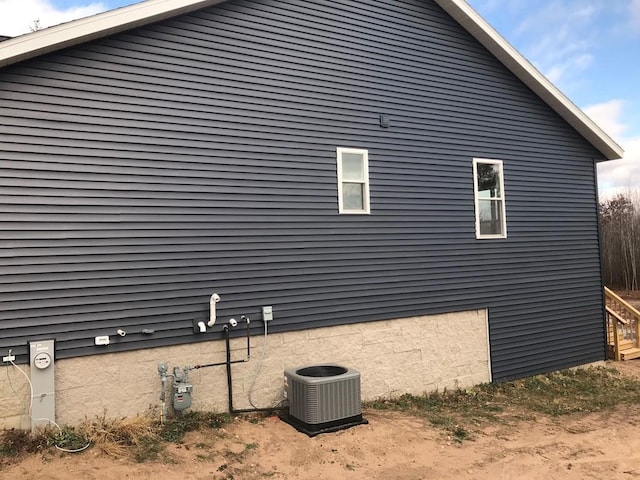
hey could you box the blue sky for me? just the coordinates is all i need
[468,0,640,198]
[1,0,638,196]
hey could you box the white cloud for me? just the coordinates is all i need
[515,2,603,90]
[632,0,640,27]
[584,100,628,139]
[586,100,640,197]
[598,137,640,197]
[544,52,594,84]
[0,0,106,37]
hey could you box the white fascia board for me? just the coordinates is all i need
[434,0,623,161]
[0,0,225,68]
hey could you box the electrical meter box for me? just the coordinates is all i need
[29,340,56,431]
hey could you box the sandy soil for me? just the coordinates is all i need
[3,360,640,480]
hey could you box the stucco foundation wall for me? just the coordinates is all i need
[0,309,490,428]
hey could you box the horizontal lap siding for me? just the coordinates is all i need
[0,0,605,380]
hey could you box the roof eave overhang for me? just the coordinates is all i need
[434,0,623,161]
[0,0,225,69]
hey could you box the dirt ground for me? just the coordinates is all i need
[2,361,640,480]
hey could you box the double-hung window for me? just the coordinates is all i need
[337,148,370,214]
[473,158,506,239]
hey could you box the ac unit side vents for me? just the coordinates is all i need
[281,364,368,437]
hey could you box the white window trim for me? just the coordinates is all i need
[473,158,507,239]
[337,147,370,214]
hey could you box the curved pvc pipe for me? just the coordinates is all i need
[207,293,220,327]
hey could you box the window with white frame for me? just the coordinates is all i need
[337,148,370,214]
[473,158,506,239]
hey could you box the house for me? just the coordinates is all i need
[0,0,622,428]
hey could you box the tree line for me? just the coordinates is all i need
[600,192,639,290]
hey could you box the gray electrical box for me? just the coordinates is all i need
[29,340,56,431]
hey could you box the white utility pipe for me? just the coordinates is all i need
[208,293,221,327]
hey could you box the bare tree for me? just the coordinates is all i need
[600,192,640,290]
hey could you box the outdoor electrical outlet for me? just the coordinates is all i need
[262,306,273,322]
[3,353,15,362]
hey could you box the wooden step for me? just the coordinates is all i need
[621,347,640,361]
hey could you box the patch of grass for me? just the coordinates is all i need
[51,426,91,452]
[0,425,91,459]
[452,426,471,443]
[221,441,260,464]
[0,429,48,457]
[160,411,230,443]
[132,436,166,463]
[1,410,231,464]
[195,451,217,462]
[78,414,157,459]
[366,366,640,441]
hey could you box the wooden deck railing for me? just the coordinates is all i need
[604,287,640,361]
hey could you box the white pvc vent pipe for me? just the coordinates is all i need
[208,293,221,327]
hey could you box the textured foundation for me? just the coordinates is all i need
[0,310,491,427]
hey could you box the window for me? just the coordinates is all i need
[337,148,370,214]
[473,158,506,239]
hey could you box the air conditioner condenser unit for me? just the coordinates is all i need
[281,364,368,436]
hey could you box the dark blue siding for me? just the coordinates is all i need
[0,0,605,381]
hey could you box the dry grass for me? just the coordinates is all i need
[0,411,230,464]
[78,414,161,460]
[366,366,640,442]
[0,428,48,457]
